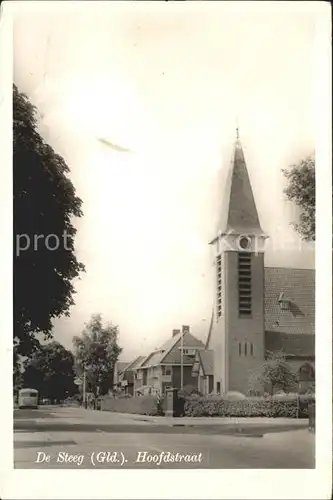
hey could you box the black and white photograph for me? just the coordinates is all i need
[0,1,331,499]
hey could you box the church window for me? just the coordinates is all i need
[299,363,315,382]
[238,342,241,356]
[244,342,248,356]
[250,342,254,356]
[238,252,252,316]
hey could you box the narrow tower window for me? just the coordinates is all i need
[238,342,241,356]
[216,254,222,318]
[250,343,254,356]
[244,342,247,356]
[238,252,252,316]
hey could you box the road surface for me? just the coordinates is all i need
[14,406,315,469]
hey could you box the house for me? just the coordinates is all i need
[205,132,315,394]
[113,361,130,391]
[113,357,145,396]
[133,326,205,395]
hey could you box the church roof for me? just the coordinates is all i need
[204,266,315,354]
[264,267,315,335]
[198,349,214,376]
[265,331,315,358]
[215,138,264,238]
[205,308,214,349]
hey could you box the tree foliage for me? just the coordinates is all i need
[13,84,84,361]
[283,155,315,241]
[73,314,122,396]
[22,341,77,402]
[249,351,298,395]
[13,350,23,395]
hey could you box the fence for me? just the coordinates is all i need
[101,395,158,415]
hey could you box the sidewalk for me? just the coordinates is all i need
[68,406,309,433]
[130,414,309,434]
[131,414,308,426]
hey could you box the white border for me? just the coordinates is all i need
[0,2,331,499]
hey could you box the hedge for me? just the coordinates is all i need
[184,394,315,418]
[100,394,314,418]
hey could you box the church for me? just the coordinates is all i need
[121,132,315,398]
[203,132,315,395]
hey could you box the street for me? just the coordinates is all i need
[14,406,315,469]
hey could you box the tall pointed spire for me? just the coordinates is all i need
[226,135,263,234]
[211,131,263,242]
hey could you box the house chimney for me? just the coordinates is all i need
[172,329,180,337]
[182,325,190,334]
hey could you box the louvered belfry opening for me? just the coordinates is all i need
[238,252,252,316]
[216,254,222,318]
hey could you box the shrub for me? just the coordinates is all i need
[223,391,246,401]
[181,385,202,397]
[184,394,315,418]
[248,351,298,395]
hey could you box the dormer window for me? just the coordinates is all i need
[278,292,290,311]
[180,348,196,356]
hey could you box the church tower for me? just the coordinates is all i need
[207,132,268,394]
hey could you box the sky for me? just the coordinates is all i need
[13,2,316,361]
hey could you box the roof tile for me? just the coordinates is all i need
[264,267,315,335]
[198,350,214,375]
[265,331,315,357]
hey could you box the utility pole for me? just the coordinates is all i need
[180,328,184,390]
[83,367,87,409]
[180,326,190,391]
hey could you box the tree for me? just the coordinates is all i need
[73,314,122,397]
[248,351,298,395]
[22,341,77,402]
[283,155,315,241]
[13,350,23,396]
[13,84,85,362]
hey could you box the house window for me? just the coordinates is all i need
[216,254,223,318]
[238,252,252,316]
[162,366,172,376]
[216,382,221,393]
[142,371,147,386]
[182,348,196,356]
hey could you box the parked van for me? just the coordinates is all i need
[18,388,38,409]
